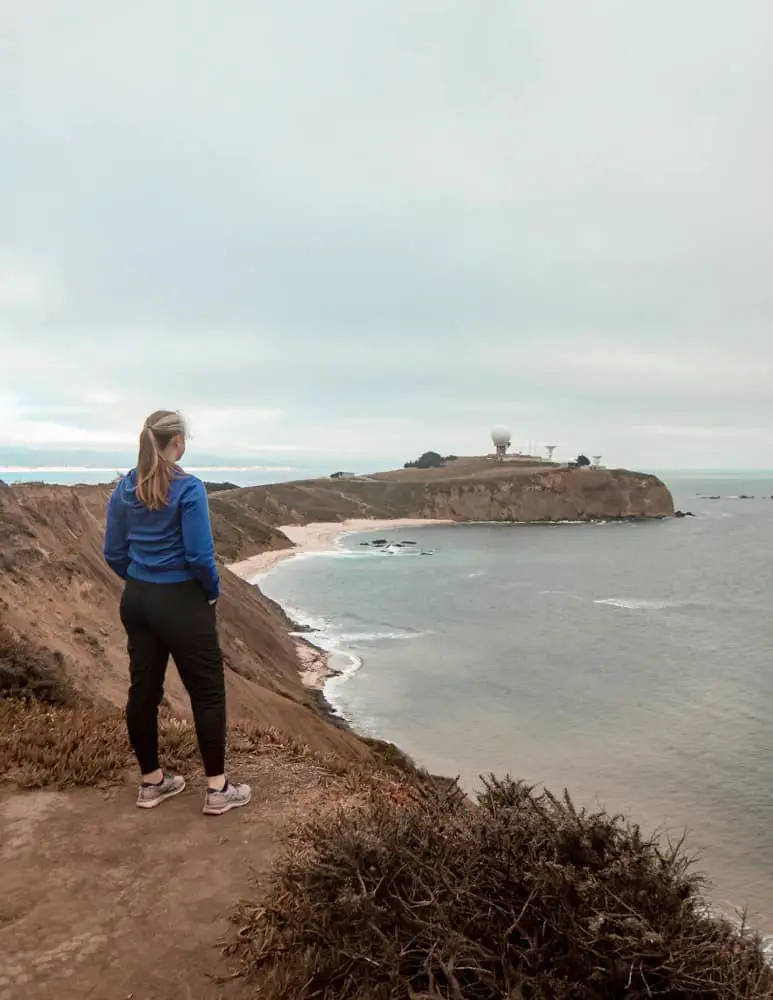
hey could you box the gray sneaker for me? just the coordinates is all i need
[136,774,186,809]
[202,779,252,816]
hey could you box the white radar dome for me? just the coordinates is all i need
[490,425,511,447]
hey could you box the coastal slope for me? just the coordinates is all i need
[0,463,672,753]
[0,481,369,762]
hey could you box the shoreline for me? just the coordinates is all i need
[227,517,454,583]
[225,520,773,944]
[227,518,453,696]
[293,634,340,691]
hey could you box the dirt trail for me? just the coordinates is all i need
[0,752,333,999]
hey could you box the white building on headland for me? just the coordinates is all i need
[486,429,605,468]
[490,426,512,461]
[488,428,563,464]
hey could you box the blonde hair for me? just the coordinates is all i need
[135,410,186,510]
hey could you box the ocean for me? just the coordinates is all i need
[0,467,316,487]
[258,473,773,938]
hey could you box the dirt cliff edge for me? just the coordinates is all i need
[0,481,368,762]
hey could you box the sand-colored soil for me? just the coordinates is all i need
[0,750,341,1000]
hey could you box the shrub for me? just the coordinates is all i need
[404,452,453,470]
[0,622,76,705]
[231,776,771,999]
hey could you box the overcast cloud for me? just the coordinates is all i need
[2,1,772,473]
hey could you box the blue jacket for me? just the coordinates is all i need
[104,469,220,600]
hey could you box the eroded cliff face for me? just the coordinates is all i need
[211,467,674,526]
[416,469,674,521]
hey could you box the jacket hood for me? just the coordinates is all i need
[118,469,141,507]
[118,467,190,507]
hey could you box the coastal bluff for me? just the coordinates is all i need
[0,479,369,762]
[208,461,674,529]
[0,462,672,734]
[0,461,672,769]
[4,474,772,999]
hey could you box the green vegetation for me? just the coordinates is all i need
[202,480,239,493]
[404,451,459,469]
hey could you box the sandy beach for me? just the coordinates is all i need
[227,517,453,583]
[227,518,452,691]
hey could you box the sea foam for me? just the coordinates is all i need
[593,597,688,610]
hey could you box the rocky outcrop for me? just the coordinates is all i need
[211,466,674,527]
[413,468,673,522]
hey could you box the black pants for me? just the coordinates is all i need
[120,578,226,777]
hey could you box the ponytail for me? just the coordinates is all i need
[135,410,186,510]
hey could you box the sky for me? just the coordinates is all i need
[2,1,772,475]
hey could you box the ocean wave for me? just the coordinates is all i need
[284,605,332,634]
[459,519,637,527]
[254,549,382,582]
[292,549,382,562]
[466,519,586,526]
[286,609,365,719]
[370,544,433,557]
[284,601,422,644]
[321,649,364,716]
[283,601,420,714]
[335,630,422,643]
[593,597,692,611]
[288,545,431,563]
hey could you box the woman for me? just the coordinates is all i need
[104,410,251,816]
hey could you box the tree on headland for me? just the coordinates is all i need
[404,451,458,469]
[203,481,239,494]
[575,454,591,467]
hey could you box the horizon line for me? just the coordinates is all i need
[2,465,772,477]
[0,465,300,474]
